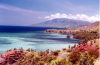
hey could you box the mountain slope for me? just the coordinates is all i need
[76,21,99,31]
[32,18,91,28]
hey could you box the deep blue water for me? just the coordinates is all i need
[0,26,80,54]
[0,26,66,33]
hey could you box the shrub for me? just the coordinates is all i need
[69,51,81,64]
[79,51,95,65]
[72,45,99,59]
[1,49,24,65]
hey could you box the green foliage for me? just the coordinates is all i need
[56,58,73,65]
[73,31,99,43]
[69,51,81,64]
[50,60,56,65]
[79,51,95,65]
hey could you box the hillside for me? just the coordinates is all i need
[45,21,99,34]
[32,18,91,28]
[76,21,99,32]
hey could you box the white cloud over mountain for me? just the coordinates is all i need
[45,13,99,22]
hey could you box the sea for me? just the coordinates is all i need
[0,26,81,54]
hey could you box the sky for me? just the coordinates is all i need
[0,0,99,26]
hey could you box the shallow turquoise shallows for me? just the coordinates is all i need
[0,26,81,54]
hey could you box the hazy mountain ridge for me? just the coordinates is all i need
[76,21,99,32]
[32,18,91,28]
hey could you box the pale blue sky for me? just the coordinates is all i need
[0,0,99,26]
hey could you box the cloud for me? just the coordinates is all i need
[45,13,99,22]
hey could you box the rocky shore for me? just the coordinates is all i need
[45,29,79,34]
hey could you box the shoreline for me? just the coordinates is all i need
[45,27,99,45]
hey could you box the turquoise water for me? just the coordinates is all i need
[0,31,80,54]
[0,26,80,54]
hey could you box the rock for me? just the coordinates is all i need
[67,35,70,38]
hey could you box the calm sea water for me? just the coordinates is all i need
[0,26,80,54]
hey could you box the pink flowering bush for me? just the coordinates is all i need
[72,44,99,58]
[0,57,5,65]
[0,49,24,65]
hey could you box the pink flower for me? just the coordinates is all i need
[72,44,99,53]
[1,51,15,58]
[0,57,5,63]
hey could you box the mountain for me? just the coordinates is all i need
[32,18,91,28]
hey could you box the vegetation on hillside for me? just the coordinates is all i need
[73,31,99,43]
